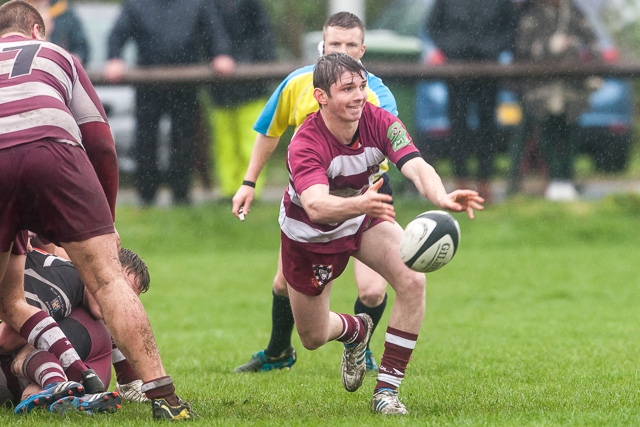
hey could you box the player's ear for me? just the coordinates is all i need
[358,44,366,60]
[313,87,329,106]
[31,24,45,40]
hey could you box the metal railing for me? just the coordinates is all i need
[86,60,640,86]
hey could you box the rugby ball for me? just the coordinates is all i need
[399,210,460,273]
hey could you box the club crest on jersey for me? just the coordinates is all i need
[311,265,333,289]
[46,297,63,315]
[387,121,411,151]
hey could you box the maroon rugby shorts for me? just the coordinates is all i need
[280,233,353,296]
[0,140,114,252]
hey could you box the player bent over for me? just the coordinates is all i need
[0,246,153,414]
[279,52,483,414]
[0,1,194,419]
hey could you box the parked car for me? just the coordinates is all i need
[74,2,171,175]
[358,0,634,172]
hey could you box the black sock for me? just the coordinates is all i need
[265,290,295,358]
[354,293,388,350]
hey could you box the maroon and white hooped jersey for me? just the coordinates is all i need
[279,102,421,254]
[0,35,107,150]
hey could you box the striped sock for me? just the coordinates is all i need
[20,311,88,381]
[22,349,67,389]
[375,327,418,391]
[334,313,364,345]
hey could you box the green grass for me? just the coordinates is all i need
[3,194,640,425]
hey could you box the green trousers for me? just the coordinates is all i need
[204,98,267,198]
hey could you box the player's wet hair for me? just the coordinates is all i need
[0,0,45,38]
[313,52,367,96]
[119,248,151,294]
[324,11,365,37]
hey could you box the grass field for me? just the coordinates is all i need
[2,193,640,425]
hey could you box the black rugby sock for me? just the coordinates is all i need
[265,290,295,358]
[354,293,388,350]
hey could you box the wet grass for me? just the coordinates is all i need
[3,194,640,425]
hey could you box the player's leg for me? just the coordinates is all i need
[12,345,85,414]
[234,248,297,373]
[62,234,196,420]
[58,307,113,388]
[287,280,372,392]
[353,173,392,372]
[353,260,386,372]
[354,221,426,414]
[0,252,99,393]
[51,308,123,415]
[282,238,372,392]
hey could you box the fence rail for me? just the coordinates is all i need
[86,60,640,86]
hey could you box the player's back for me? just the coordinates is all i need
[0,35,81,149]
[24,249,85,321]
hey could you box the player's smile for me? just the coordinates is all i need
[329,71,367,121]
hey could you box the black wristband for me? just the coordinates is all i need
[242,180,256,188]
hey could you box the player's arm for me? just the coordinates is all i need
[72,57,119,220]
[299,180,395,224]
[400,157,484,219]
[80,122,118,220]
[231,133,280,218]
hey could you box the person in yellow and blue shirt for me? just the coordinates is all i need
[231,11,398,375]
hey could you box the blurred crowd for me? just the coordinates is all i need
[33,0,623,205]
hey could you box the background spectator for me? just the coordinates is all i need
[201,0,276,199]
[104,0,235,206]
[514,0,600,201]
[426,0,517,202]
[28,0,89,64]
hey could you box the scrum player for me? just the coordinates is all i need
[0,247,150,413]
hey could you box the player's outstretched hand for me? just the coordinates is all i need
[232,185,255,221]
[362,179,395,223]
[440,189,484,219]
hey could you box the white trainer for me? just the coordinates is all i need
[371,388,408,415]
[341,313,373,392]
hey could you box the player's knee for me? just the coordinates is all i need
[407,272,427,296]
[396,271,426,299]
[273,272,289,296]
[357,282,387,307]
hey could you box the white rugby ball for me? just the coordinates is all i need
[399,210,460,273]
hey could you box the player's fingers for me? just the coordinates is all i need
[369,178,384,192]
[466,206,475,220]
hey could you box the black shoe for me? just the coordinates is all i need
[81,369,105,394]
[152,395,199,420]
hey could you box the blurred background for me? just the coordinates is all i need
[27,0,640,202]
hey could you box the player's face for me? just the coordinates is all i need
[325,71,368,122]
[323,26,366,60]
